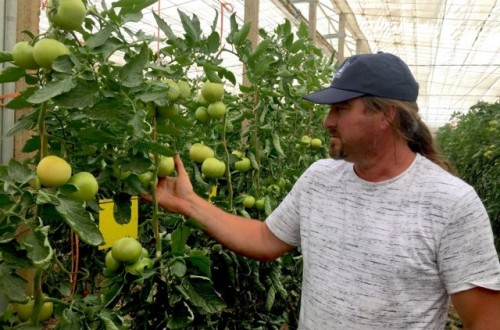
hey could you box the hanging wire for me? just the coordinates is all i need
[220,2,234,47]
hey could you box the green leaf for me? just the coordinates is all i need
[272,133,285,158]
[101,279,125,308]
[112,0,157,16]
[177,277,225,314]
[86,26,114,49]
[167,302,194,329]
[112,193,133,225]
[0,51,13,63]
[153,11,177,41]
[55,197,104,246]
[0,264,27,302]
[4,87,37,110]
[7,159,32,184]
[236,21,252,46]
[171,226,191,253]
[56,308,83,329]
[23,224,53,269]
[249,38,272,60]
[186,250,211,277]
[178,10,201,43]
[0,66,25,83]
[98,308,127,330]
[119,44,149,88]
[265,285,276,311]
[221,68,236,86]
[206,31,220,53]
[53,80,100,108]
[27,76,76,104]
[52,55,74,74]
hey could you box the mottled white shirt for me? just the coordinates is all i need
[266,154,500,329]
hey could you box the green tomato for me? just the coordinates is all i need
[231,150,244,158]
[36,155,72,188]
[39,301,54,322]
[12,41,39,69]
[207,101,226,119]
[243,195,256,208]
[141,247,149,259]
[299,135,311,147]
[105,250,121,272]
[137,171,154,186]
[189,143,215,163]
[47,0,86,31]
[157,104,179,119]
[14,299,33,322]
[255,198,266,210]
[32,38,70,69]
[201,82,224,102]
[194,106,210,123]
[177,80,191,99]
[165,79,180,102]
[234,157,252,172]
[125,257,153,276]
[14,298,53,322]
[201,158,226,179]
[158,156,175,177]
[111,237,143,264]
[68,171,99,202]
[310,138,322,149]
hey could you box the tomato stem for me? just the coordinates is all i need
[222,112,234,211]
[38,101,48,158]
[30,268,44,326]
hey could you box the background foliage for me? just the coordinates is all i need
[435,101,499,253]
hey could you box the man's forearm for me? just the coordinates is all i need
[181,194,291,261]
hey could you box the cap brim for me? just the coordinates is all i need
[303,87,365,104]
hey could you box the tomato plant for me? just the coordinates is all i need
[0,1,332,328]
[436,101,499,252]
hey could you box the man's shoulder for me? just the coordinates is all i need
[415,155,475,196]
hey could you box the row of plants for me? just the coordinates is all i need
[435,101,499,252]
[0,0,333,328]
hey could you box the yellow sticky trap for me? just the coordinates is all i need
[98,197,139,250]
[208,185,217,203]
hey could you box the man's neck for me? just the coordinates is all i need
[352,144,416,182]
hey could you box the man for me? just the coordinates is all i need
[144,52,500,329]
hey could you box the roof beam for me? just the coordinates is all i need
[328,0,371,54]
[268,0,335,55]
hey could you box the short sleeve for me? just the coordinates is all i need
[265,171,309,247]
[438,188,500,293]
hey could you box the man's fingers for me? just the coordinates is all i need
[174,154,188,177]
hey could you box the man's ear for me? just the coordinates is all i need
[381,106,398,128]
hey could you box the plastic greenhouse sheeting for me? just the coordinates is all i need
[39,0,500,129]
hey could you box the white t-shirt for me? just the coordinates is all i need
[266,154,500,330]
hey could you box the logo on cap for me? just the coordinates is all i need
[335,60,350,79]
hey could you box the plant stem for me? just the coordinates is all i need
[30,268,44,326]
[38,101,48,157]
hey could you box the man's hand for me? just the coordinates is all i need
[142,154,194,215]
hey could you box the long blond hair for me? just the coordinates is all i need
[361,96,456,174]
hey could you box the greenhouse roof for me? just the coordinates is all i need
[40,0,500,128]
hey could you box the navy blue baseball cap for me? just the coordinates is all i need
[303,52,419,104]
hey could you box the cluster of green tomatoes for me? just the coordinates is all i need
[104,237,153,277]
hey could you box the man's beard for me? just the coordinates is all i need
[329,147,347,160]
[328,137,347,160]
